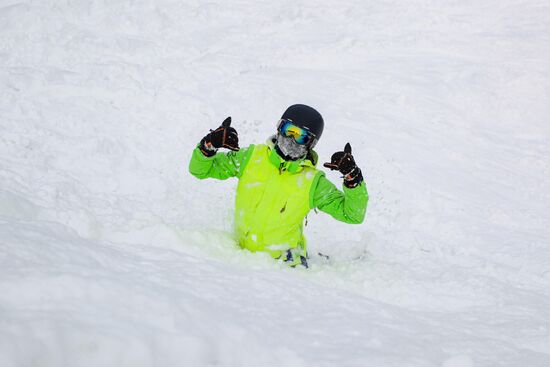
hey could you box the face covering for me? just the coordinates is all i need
[275,133,309,161]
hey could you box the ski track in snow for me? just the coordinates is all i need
[1,1,550,366]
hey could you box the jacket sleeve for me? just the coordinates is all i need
[188,145,253,180]
[311,174,368,224]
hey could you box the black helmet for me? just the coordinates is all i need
[281,104,324,140]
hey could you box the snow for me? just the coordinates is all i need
[1,0,550,366]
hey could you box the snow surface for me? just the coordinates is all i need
[1,0,550,366]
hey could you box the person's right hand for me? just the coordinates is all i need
[199,117,240,157]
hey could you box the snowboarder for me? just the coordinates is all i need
[189,104,368,267]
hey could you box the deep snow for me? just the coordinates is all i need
[1,0,550,366]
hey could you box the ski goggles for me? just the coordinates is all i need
[277,119,315,146]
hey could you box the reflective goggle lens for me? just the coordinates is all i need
[279,120,313,145]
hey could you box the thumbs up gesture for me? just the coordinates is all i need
[323,143,364,188]
[199,117,240,157]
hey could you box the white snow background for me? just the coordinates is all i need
[1,0,550,366]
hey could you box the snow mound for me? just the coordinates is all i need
[1,1,550,366]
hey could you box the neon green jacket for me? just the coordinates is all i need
[188,140,368,259]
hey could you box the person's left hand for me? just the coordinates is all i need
[324,143,364,188]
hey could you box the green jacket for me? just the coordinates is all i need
[188,140,368,258]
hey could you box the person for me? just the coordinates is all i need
[188,104,368,267]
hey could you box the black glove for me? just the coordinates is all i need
[323,143,364,188]
[199,117,240,157]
